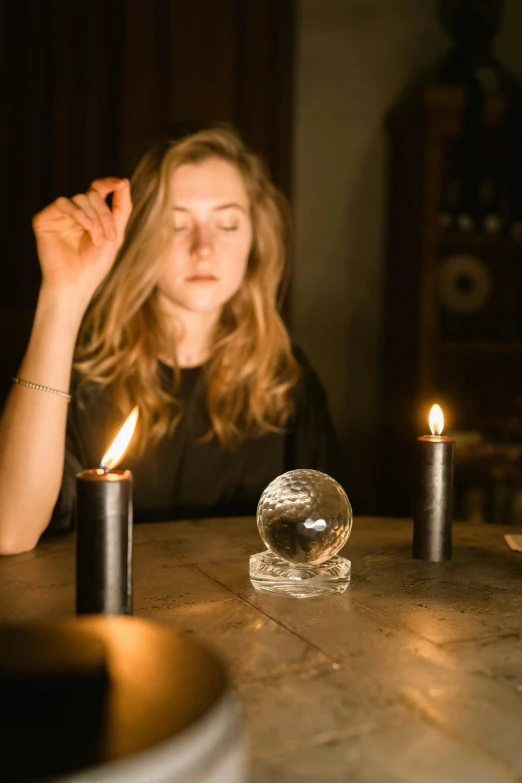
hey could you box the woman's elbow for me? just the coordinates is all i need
[0,524,40,555]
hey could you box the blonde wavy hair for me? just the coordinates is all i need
[74,123,300,449]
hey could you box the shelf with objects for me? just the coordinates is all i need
[377,0,522,523]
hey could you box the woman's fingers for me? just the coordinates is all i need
[110,179,133,236]
[51,197,95,235]
[70,194,106,245]
[89,177,132,239]
[88,176,125,201]
[33,177,131,247]
[82,190,117,241]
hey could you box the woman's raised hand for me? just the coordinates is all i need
[32,177,133,306]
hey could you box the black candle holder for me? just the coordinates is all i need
[75,469,133,615]
[413,435,455,562]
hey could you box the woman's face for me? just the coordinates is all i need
[157,157,253,318]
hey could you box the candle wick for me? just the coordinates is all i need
[99,463,111,474]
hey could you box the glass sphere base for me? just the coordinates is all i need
[249,550,351,598]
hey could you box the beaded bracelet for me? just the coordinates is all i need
[11,377,72,402]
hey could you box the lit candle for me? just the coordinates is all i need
[413,404,455,562]
[76,407,139,615]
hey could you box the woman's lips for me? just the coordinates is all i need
[186,275,218,283]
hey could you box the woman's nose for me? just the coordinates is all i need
[190,225,213,258]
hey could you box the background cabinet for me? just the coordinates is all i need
[378,83,522,519]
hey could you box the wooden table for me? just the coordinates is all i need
[1,516,522,782]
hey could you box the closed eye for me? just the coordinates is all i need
[218,225,239,232]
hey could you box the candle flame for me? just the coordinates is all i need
[429,404,444,436]
[100,406,139,470]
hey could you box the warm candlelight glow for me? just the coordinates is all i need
[429,404,444,436]
[100,406,139,470]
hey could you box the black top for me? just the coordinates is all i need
[48,349,344,533]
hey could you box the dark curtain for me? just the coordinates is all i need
[1,0,296,316]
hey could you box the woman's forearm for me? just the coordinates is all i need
[0,285,87,554]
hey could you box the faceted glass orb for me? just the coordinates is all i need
[256,469,353,566]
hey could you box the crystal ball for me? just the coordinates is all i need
[256,469,353,565]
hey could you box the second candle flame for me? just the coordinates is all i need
[100,406,139,471]
[429,404,444,436]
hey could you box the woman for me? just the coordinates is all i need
[0,123,343,554]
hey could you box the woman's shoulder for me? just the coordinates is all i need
[291,343,311,369]
[286,345,344,482]
[290,344,328,404]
